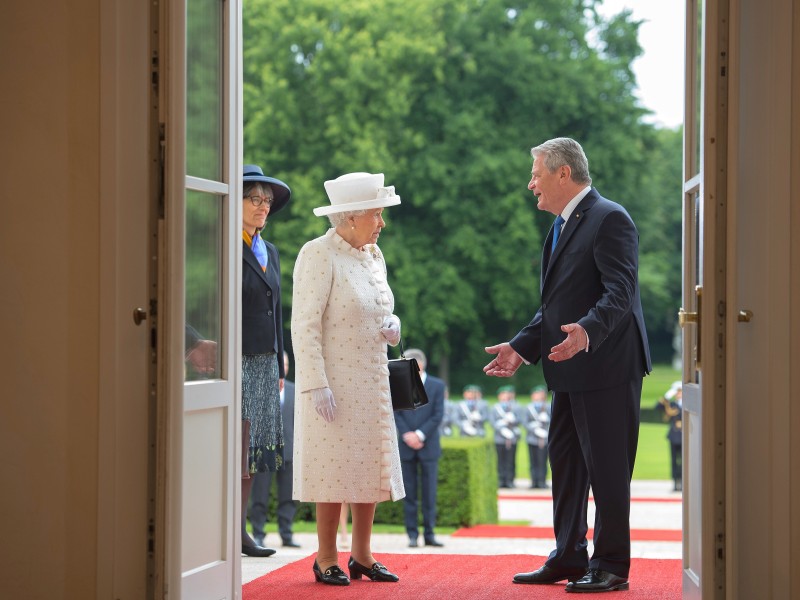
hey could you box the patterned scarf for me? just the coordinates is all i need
[243,229,268,272]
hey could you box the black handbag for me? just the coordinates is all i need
[388,345,429,411]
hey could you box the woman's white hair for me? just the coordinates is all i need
[327,209,368,228]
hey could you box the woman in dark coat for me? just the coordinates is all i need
[240,164,291,556]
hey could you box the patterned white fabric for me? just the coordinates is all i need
[291,229,405,503]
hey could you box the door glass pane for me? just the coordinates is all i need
[186,0,223,181]
[683,188,701,384]
[185,190,223,381]
[693,0,704,175]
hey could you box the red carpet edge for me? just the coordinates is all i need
[451,524,682,541]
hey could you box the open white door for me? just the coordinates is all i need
[157,0,243,598]
[680,0,727,597]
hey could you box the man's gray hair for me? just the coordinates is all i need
[404,348,427,369]
[327,209,368,228]
[531,137,592,185]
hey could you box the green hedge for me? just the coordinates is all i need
[374,435,498,527]
[289,436,499,528]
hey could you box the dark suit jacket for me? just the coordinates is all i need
[281,381,295,461]
[242,239,285,378]
[510,189,651,392]
[395,374,446,461]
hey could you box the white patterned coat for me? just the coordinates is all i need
[291,229,405,503]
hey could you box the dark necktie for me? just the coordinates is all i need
[551,215,565,254]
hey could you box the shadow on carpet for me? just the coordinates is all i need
[243,553,681,599]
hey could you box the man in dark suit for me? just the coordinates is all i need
[394,348,446,548]
[248,352,300,548]
[484,137,651,593]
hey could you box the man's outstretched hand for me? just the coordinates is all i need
[483,343,523,377]
[548,323,588,362]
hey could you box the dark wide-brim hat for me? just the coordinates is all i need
[243,164,291,214]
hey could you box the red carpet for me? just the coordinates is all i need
[452,524,682,542]
[243,553,681,599]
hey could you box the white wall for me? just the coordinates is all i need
[0,1,151,598]
[728,0,800,597]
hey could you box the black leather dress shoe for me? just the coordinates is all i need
[282,539,301,548]
[565,569,629,593]
[348,557,399,582]
[313,561,350,586]
[408,538,418,548]
[513,565,586,584]
[424,538,444,547]
[241,544,276,557]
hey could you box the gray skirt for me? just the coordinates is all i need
[242,352,284,473]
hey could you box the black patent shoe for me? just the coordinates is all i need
[513,564,586,584]
[565,569,629,593]
[313,561,350,586]
[348,556,399,582]
[241,544,276,557]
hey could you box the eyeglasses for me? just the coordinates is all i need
[246,195,274,207]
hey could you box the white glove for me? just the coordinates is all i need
[380,315,401,346]
[311,387,336,422]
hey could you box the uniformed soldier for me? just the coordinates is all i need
[525,385,551,489]
[492,385,524,488]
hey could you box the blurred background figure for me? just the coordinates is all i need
[338,503,350,550]
[457,384,489,437]
[248,351,300,548]
[185,324,217,377]
[492,385,523,488]
[439,389,455,437]
[525,385,551,489]
[394,348,446,548]
[656,381,683,491]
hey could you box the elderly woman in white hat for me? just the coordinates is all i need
[292,172,404,586]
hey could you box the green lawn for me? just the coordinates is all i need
[513,421,672,481]
[512,363,680,481]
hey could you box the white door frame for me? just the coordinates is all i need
[156,0,243,597]
[681,0,728,597]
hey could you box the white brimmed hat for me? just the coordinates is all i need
[313,172,401,216]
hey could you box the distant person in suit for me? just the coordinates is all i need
[525,385,551,489]
[248,351,301,548]
[491,385,523,488]
[655,381,683,492]
[484,137,651,592]
[457,384,489,437]
[394,348,446,548]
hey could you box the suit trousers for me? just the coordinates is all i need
[669,442,682,481]
[248,462,297,543]
[545,378,641,578]
[400,455,439,541]
[528,443,548,487]
[495,443,517,487]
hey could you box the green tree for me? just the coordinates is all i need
[244,0,681,391]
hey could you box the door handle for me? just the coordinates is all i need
[133,308,148,326]
[678,285,702,369]
[678,308,697,326]
[738,309,753,322]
